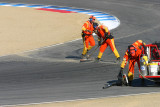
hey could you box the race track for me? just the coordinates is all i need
[0,0,160,106]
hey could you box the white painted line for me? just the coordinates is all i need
[3,92,160,107]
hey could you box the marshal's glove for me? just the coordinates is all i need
[82,32,86,37]
[104,32,109,40]
[98,40,101,46]
[105,32,108,37]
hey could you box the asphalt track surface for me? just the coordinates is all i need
[0,0,160,106]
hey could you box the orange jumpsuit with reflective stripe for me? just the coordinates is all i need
[82,20,95,55]
[121,40,144,81]
[97,25,120,59]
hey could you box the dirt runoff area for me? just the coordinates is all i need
[0,6,91,56]
[1,6,160,107]
[15,93,160,107]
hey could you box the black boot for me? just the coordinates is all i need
[128,81,132,86]
[95,57,100,62]
[81,54,86,59]
[115,57,120,63]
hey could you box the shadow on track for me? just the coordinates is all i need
[103,78,160,89]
